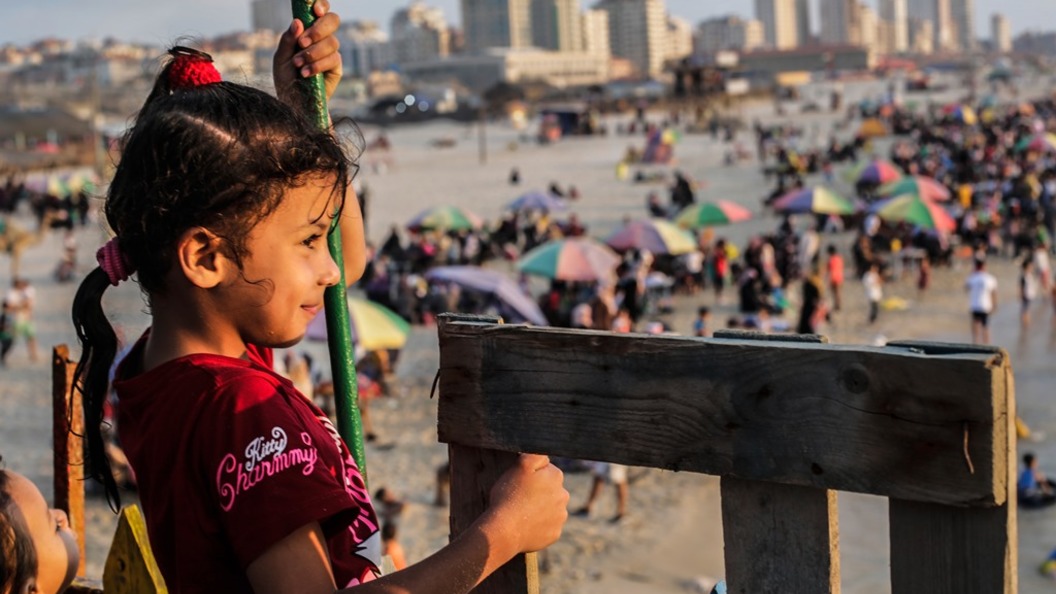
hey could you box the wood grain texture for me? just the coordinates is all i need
[102,505,167,594]
[721,478,840,594]
[437,322,1009,506]
[448,444,538,594]
[52,344,86,577]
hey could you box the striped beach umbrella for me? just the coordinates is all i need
[942,104,978,125]
[874,194,956,233]
[846,159,902,185]
[1014,133,1056,153]
[517,237,620,282]
[772,186,857,215]
[306,297,410,351]
[877,176,951,202]
[406,205,483,232]
[674,201,753,229]
[605,218,697,255]
[506,191,567,213]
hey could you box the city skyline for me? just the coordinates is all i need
[0,0,1044,46]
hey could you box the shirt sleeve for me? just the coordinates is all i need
[199,372,361,568]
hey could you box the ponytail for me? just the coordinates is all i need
[71,267,121,510]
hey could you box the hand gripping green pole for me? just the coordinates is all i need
[291,0,367,478]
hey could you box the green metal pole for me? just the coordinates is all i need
[290,0,367,477]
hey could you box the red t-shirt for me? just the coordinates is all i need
[115,336,381,593]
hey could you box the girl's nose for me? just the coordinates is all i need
[320,252,341,287]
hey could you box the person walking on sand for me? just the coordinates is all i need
[1021,257,1039,327]
[966,258,998,344]
[825,245,844,312]
[573,462,629,523]
[862,263,882,325]
[4,277,38,363]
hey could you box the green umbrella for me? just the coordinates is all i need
[674,201,753,229]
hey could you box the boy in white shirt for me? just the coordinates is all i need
[966,258,999,344]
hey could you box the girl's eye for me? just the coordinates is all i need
[302,234,321,248]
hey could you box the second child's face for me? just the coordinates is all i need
[224,177,344,349]
[7,472,80,594]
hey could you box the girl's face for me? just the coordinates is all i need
[222,177,345,349]
[7,472,79,594]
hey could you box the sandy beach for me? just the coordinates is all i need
[3,73,1056,593]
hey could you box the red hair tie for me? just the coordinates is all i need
[96,237,135,286]
[168,46,222,89]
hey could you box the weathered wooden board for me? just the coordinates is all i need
[102,505,167,594]
[437,322,1010,507]
[448,444,538,594]
[721,478,840,594]
[53,344,86,577]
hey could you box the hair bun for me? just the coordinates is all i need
[168,46,222,89]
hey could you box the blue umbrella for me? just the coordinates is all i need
[506,191,567,213]
[424,266,548,326]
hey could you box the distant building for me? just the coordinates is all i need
[879,0,908,52]
[461,0,532,53]
[990,14,1011,53]
[950,0,975,50]
[819,0,853,44]
[339,21,394,79]
[531,0,584,52]
[402,48,608,91]
[666,16,694,62]
[858,4,879,52]
[581,9,611,58]
[1013,31,1056,56]
[251,0,289,33]
[391,2,450,65]
[934,0,956,51]
[695,16,764,55]
[795,0,812,46]
[594,0,668,79]
[908,17,934,54]
[755,0,798,49]
[740,44,874,77]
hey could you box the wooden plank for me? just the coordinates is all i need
[67,578,103,594]
[721,477,839,594]
[889,345,1017,594]
[437,322,1009,506]
[448,444,538,594]
[52,344,86,577]
[103,505,167,594]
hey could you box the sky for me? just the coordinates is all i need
[0,0,1046,47]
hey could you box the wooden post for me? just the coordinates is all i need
[716,331,840,594]
[102,505,167,594]
[52,344,86,577]
[887,341,1016,594]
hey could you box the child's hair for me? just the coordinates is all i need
[0,459,37,594]
[72,47,356,510]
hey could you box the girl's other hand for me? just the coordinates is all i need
[273,0,342,106]
[483,454,569,555]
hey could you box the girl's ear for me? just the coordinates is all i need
[176,227,230,289]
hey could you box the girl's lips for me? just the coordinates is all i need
[302,305,322,316]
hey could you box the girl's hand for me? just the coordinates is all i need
[273,0,342,106]
[482,454,569,555]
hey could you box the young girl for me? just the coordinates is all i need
[0,459,80,594]
[70,6,567,593]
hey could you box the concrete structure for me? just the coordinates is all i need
[339,21,394,79]
[695,16,765,55]
[950,0,975,50]
[740,44,874,78]
[666,16,694,62]
[879,0,908,52]
[581,9,611,58]
[461,0,532,53]
[858,3,879,52]
[594,0,668,79]
[755,0,798,49]
[402,48,608,91]
[795,0,812,46]
[908,17,935,54]
[531,0,584,52]
[934,0,955,51]
[250,0,288,33]
[990,13,1011,53]
[392,2,450,65]
[820,0,853,44]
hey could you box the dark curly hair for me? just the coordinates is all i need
[72,47,355,510]
[0,459,38,594]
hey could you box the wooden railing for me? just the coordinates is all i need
[436,315,1017,594]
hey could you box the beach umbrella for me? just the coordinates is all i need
[517,237,620,282]
[772,186,858,215]
[306,297,410,351]
[942,104,977,125]
[63,170,99,194]
[877,176,951,202]
[506,191,567,213]
[406,205,483,232]
[605,218,697,255]
[424,266,547,326]
[1014,133,1056,153]
[874,194,956,233]
[845,158,902,185]
[674,201,753,229]
[857,118,888,139]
